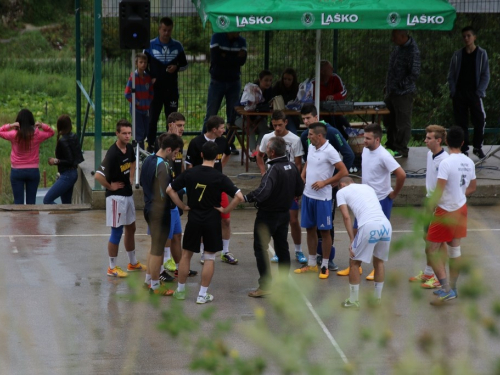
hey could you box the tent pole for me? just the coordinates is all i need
[333,29,339,73]
[315,29,321,113]
[264,31,270,69]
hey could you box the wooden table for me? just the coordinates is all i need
[234,106,390,172]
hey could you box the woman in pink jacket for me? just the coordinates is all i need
[0,109,54,204]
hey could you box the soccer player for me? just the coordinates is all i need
[408,125,449,289]
[256,110,305,264]
[186,115,237,265]
[95,119,144,277]
[167,142,244,303]
[337,177,392,309]
[337,123,405,280]
[294,123,348,279]
[140,133,183,295]
[427,126,476,305]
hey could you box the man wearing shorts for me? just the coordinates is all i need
[140,133,183,295]
[337,123,405,280]
[95,119,143,277]
[337,177,392,309]
[167,142,244,303]
[427,126,476,305]
[256,110,305,264]
[186,115,237,265]
[294,123,348,279]
[408,125,449,289]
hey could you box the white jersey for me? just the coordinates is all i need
[336,184,387,228]
[304,141,341,200]
[259,131,304,165]
[426,149,449,197]
[437,153,476,212]
[361,146,401,200]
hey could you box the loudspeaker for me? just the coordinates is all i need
[119,0,150,49]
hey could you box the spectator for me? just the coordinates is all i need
[44,115,82,204]
[144,17,188,153]
[203,32,247,155]
[0,109,54,204]
[448,26,490,159]
[384,30,421,159]
[273,68,300,134]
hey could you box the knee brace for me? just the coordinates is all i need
[109,226,124,245]
[447,246,461,259]
[204,252,216,261]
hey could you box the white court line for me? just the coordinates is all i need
[0,228,498,238]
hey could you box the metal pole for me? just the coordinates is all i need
[94,0,102,189]
[314,29,321,113]
[333,29,339,73]
[75,0,81,141]
[264,31,270,70]
[132,49,140,189]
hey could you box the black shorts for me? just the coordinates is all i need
[144,208,170,257]
[183,219,222,253]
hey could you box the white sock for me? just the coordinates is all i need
[177,282,185,292]
[109,257,117,269]
[294,244,301,253]
[199,286,208,297]
[222,239,230,254]
[176,263,179,270]
[424,265,434,276]
[374,282,384,299]
[145,274,151,284]
[349,284,359,302]
[151,280,160,290]
[200,243,205,253]
[127,250,137,265]
[308,255,316,267]
[321,258,329,268]
[160,265,165,273]
[164,247,171,263]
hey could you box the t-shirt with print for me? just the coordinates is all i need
[436,153,476,212]
[96,143,136,198]
[185,134,230,173]
[259,131,304,166]
[170,165,240,223]
[303,141,341,201]
[361,146,401,201]
[426,149,449,197]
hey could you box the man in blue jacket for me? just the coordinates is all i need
[448,26,490,159]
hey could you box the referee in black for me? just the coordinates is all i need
[244,137,305,297]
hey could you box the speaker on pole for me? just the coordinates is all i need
[119,0,150,49]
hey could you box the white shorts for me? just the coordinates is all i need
[351,219,392,263]
[106,195,136,227]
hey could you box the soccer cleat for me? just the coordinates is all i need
[159,270,175,282]
[341,299,360,309]
[473,148,486,159]
[392,151,402,159]
[409,271,434,282]
[127,261,146,272]
[295,251,307,264]
[270,255,279,263]
[337,266,362,276]
[149,287,174,296]
[433,288,444,296]
[196,293,214,304]
[421,276,441,289]
[294,265,318,274]
[248,288,272,298]
[107,266,128,278]
[221,252,238,265]
[366,269,375,281]
[174,269,198,278]
[173,289,186,300]
[319,266,330,279]
[328,260,339,271]
[164,258,176,272]
[430,289,457,305]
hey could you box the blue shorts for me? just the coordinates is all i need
[290,198,299,211]
[169,206,182,239]
[353,195,393,229]
[300,195,333,230]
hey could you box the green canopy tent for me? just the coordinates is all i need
[192,0,456,110]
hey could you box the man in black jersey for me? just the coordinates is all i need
[95,119,142,278]
[185,115,238,265]
[167,141,244,304]
[140,133,183,295]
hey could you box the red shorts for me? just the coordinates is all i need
[220,192,230,219]
[426,204,467,243]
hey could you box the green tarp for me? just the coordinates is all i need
[193,0,456,31]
